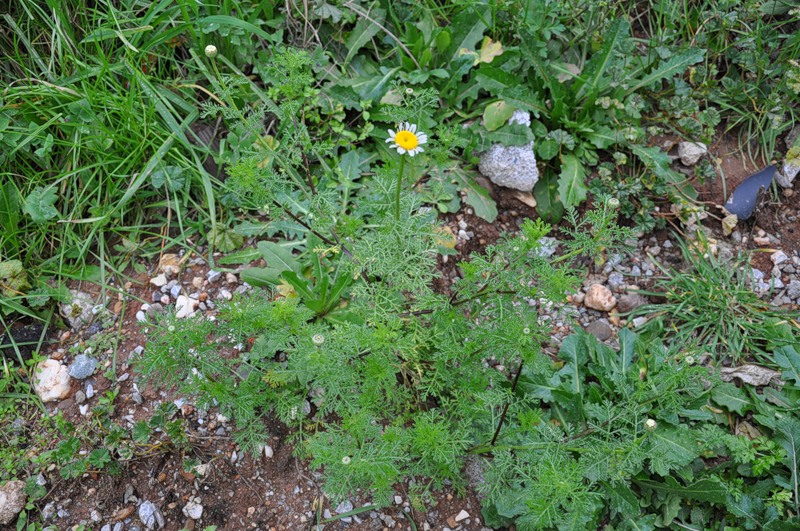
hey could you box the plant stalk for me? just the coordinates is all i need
[394,155,406,220]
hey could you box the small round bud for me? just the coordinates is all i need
[607,197,620,209]
[168,325,176,332]
[685,355,696,365]
[645,418,657,431]
[341,456,351,465]
[405,88,414,94]
[312,334,325,346]
[204,45,218,58]
[523,327,531,335]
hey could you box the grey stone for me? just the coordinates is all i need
[207,270,222,283]
[135,310,147,322]
[182,500,203,520]
[617,293,649,314]
[138,501,165,529]
[478,111,539,192]
[787,280,800,300]
[585,321,612,341]
[607,272,625,291]
[59,290,95,331]
[778,161,799,188]
[678,141,707,166]
[0,480,26,525]
[68,354,98,380]
[336,500,354,514]
[74,391,86,404]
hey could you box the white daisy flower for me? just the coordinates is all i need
[386,122,428,157]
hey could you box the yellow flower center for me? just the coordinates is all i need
[395,131,419,150]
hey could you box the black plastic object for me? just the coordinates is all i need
[723,165,776,220]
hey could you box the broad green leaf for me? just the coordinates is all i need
[22,186,59,223]
[217,248,261,265]
[533,171,564,223]
[0,259,30,297]
[479,123,534,148]
[775,346,800,386]
[150,165,186,191]
[585,126,623,149]
[447,7,491,63]
[208,226,244,253]
[625,48,705,96]
[773,417,800,510]
[448,165,498,222]
[576,18,630,100]
[0,182,20,248]
[557,154,587,208]
[558,333,589,395]
[344,9,385,67]
[483,101,515,131]
[711,382,751,415]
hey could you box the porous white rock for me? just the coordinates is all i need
[33,359,71,402]
[478,110,540,192]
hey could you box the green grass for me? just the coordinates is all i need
[633,236,800,363]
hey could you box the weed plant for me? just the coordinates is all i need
[632,238,800,364]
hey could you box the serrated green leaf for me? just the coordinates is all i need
[257,241,301,274]
[449,165,498,222]
[602,481,639,515]
[22,186,59,223]
[557,154,587,208]
[344,9,385,66]
[774,346,800,386]
[575,18,630,100]
[625,48,705,96]
[635,476,727,504]
[150,165,186,191]
[648,425,699,476]
[447,7,490,63]
[338,150,363,184]
[711,382,752,415]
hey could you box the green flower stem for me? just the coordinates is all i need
[394,155,406,220]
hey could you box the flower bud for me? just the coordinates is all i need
[645,418,657,431]
[341,456,351,465]
[204,45,218,58]
[607,197,620,209]
[312,334,325,346]
[685,355,696,365]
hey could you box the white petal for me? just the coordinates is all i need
[387,129,396,137]
[385,137,394,144]
[397,147,407,154]
[409,123,417,133]
[417,134,428,144]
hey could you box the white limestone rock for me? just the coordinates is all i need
[33,359,71,402]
